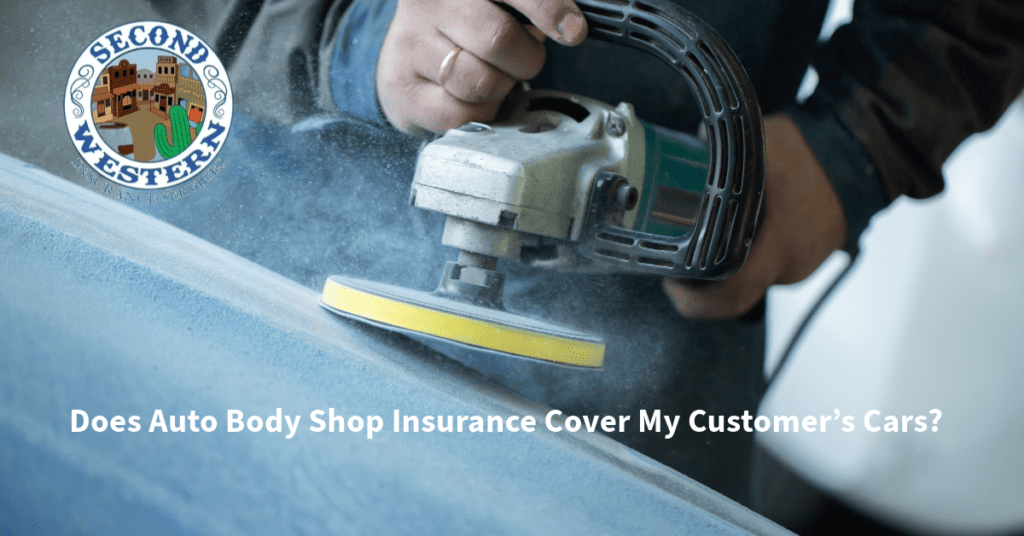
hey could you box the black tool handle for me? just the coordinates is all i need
[572,0,765,280]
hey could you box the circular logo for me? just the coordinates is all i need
[64,22,232,190]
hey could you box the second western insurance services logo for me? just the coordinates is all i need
[64,22,232,200]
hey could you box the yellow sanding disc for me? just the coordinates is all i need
[320,275,605,368]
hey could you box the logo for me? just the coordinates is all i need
[64,22,232,194]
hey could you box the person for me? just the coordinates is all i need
[146,0,1024,509]
[330,0,1024,319]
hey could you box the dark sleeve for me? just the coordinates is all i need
[144,0,355,126]
[149,0,399,125]
[788,0,1024,253]
[328,0,400,124]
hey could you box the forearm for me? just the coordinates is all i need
[790,0,1024,251]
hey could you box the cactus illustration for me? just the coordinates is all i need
[154,105,194,159]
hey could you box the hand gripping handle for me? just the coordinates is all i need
[574,0,765,279]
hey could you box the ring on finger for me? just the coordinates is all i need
[438,46,462,81]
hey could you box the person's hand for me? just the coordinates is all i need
[662,113,848,319]
[377,0,588,136]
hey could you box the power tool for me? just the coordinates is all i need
[321,0,764,368]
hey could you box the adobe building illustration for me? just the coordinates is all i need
[91,53,207,163]
[92,72,114,124]
[137,68,155,103]
[177,67,205,125]
[152,83,176,121]
[155,55,177,87]
[92,59,139,123]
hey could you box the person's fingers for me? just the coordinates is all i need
[524,25,546,44]
[377,0,568,135]
[437,1,547,80]
[413,34,517,104]
[662,279,753,319]
[394,80,503,134]
[497,0,587,45]
[661,114,847,319]
[661,224,783,319]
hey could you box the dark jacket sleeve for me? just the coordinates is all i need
[788,0,1024,252]
[147,0,399,126]
[145,0,357,126]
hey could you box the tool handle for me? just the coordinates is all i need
[574,0,765,279]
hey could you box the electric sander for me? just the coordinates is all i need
[321,0,765,368]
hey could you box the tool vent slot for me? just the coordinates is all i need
[633,1,697,40]
[590,22,625,36]
[714,199,738,264]
[697,40,736,110]
[638,241,678,252]
[627,30,676,64]
[684,192,709,268]
[636,257,674,268]
[527,97,590,122]
[583,5,626,20]
[733,114,745,194]
[628,16,684,55]
[708,119,723,187]
[595,248,630,261]
[697,195,721,269]
[687,52,720,115]
[718,116,732,190]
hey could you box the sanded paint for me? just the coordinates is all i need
[0,153,790,535]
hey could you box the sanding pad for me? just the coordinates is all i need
[320,275,605,368]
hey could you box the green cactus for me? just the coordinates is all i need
[154,105,193,159]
